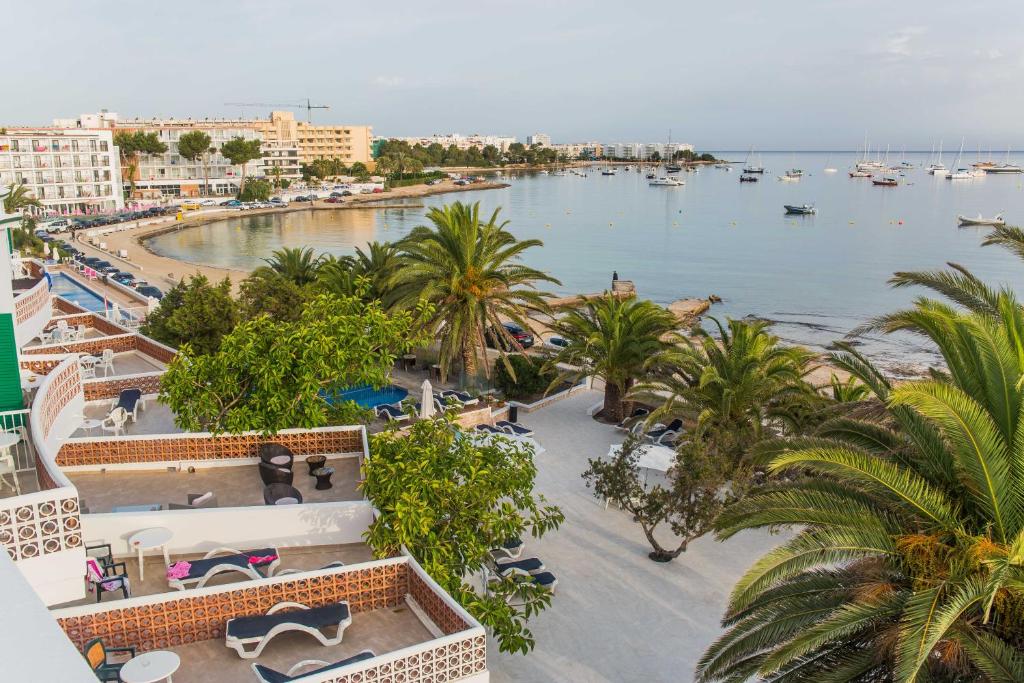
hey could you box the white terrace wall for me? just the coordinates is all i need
[13,274,51,348]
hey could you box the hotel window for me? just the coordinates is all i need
[99,140,108,151]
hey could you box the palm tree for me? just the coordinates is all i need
[697,305,1024,681]
[633,318,815,461]
[262,247,322,286]
[3,183,41,214]
[316,242,400,303]
[390,201,559,381]
[546,293,678,423]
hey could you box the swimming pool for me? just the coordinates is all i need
[325,384,409,409]
[49,273,112,314]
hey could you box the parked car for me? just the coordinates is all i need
[293,195,310,202]
[270,197,289,207]
[486,322,535,350]
[111,272,135,286]
[543,335,571,351]
[329,191,343,198]
[136,285,163,300]
[199,199,218,207]
[324,197,343,204]
[425,179,443,186]
[42,219,71,233]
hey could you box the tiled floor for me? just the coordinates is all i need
[167,601,432,683]
[71,399,182,437]
[54,543,375,607]
[69,456,362,513]
[80,350,166,378]
[25,327,107,347]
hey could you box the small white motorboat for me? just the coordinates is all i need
[649,177,684,187]
[957,213,1005,227]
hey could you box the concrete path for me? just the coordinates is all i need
[487,390,788,683]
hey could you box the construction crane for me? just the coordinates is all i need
[223,98,330,122]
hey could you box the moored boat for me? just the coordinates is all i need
[957,213,1005,227]
[872,177,898,186]
[784,204,816,215]
[739,175,759,183]
[649,177,684,186]
[849,170,873,178]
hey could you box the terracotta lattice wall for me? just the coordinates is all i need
[58,562,408,651]
[57,428,365,467]
[22,332,137,357]
[14,279,50,325]
[47,312,128,337]
[82,373,163,401]
[53,296,89,315]
[0,496,82,561]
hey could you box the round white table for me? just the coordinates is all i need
[129,527,173,582]
[119,650,180,683]
[80,418,103,434]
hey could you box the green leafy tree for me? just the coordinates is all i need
[390,201,559,381]
[160,293,430,433]
[316,242,399,304]
[238,178,271,202]
[263,246,322,286]
[113,131,167,198]
[237,268,309,323]
[219,136,262,195]
[493,354,557,400]
[545,294,678,423]
[139,275,237,354]
[363,416,564,654]
[177,130,213,197]
[3,182,41,214]
[583,438,743,562]
[633,318,816,463]
[348,161,368,178]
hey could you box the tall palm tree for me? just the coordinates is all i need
[3,183,41,214]
[262,247,322,286]
[633,318,815,461]
[697,303,1024,681]
[390,201,559,381]
[546,293,678,423]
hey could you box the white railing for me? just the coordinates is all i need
[13,275,51,348]
[0,409,36,476]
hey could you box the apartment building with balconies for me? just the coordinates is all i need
[0,129,123,214]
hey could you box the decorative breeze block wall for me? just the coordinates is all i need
[0,496,82,561]
[57,428,365,467]
[14,279,50,325]
[83,373,163,401]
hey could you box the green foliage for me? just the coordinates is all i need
[363,416,564,654]
[177,131,212,162]
[3,182,41,213]
[114,131,168,198]
[493,354,556,400]
[698,239,1024,680]
[387,171,447,188]
[633,317,816,464]
[238,178,271,201]
[315,242,399,304]
[347,161,368,177]
[375,138,558,168]
[219,136,262,193]
[263,247,322,286]
[140,275,237,354]
[545,294,679,423]
[583,438,742,561]
[390,201,559,382]
[159,293,430,434]
[237,268,309,323]
[302,158,349,180]
[324,399,374,426]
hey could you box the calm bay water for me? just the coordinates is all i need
[147,151,1024,373]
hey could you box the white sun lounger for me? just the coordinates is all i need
[225,600,352,659]
[166,547,280,591]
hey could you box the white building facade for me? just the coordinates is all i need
[391,133,518,152]
[527,133,551,147]
[603,141,694,160]
[551,142,603,159]
[0,128,123,215]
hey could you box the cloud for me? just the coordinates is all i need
[876,26,928,61]
[371,76,407,88]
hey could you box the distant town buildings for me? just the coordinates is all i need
[526,133,551,147]
[602,142,694,160]
[0,127,123,214]
[388,133,518,152]
[550,142,603,160]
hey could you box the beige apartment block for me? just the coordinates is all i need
[254,111,373,166]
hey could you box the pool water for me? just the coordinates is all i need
[325,384,409,409]
[49,273,112,314]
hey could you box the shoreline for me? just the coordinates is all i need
[74,179,509,290]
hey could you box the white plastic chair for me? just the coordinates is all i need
[75,324,87,341]
[96,349,115,377]
[79,356,97,379]
[100,407,128,437]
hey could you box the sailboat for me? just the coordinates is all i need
[984,147,1023,174]
[742,146,765,174]
[823,153,837,173]
[927,140,948,176]
[946,138,971,180]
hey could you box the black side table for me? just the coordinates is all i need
[312,467,335,490]
[305,455,327,475]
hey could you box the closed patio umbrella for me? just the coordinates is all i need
[420,380,435,419]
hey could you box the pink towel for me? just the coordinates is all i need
[248,554,278,566]
[166,561,192,580]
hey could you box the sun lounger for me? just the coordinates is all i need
[475,424,505,435]
[375,403,409,421]
[439,390,479,405]
[496,420,534,437]
[491,536,524,559]
[645,419,683,444]
[110,388,145,422]
[277,560,345,576]
[225,600,352,659]
[614,407,650,432]
[251,650,375,683]
[166,547,280,590]
[495,556,546,574]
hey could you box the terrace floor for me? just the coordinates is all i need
[168,600,432,683]
[71,399,181,438]
[69,456,362,513]
[82,350,166,377]
[486,390,791,683]
[25,327,108,348]
[53,543,375,608]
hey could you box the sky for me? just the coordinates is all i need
[6,1,1024,150]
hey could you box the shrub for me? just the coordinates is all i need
[494,354,557,400]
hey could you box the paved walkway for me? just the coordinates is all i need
[487,390,789,682]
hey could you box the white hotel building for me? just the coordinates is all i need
[603,141,694,160]
[0,128,123,215]
[390,133,518,152]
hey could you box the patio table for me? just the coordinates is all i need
[118,649,180,682]
[128,527,173,582]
